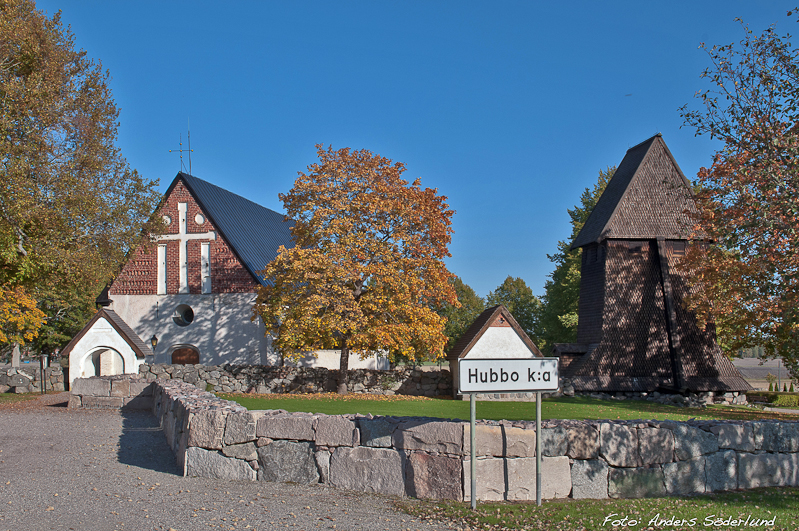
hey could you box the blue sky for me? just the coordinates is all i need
[37,1,793,297]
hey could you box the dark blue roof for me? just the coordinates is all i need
[166,173,295,285]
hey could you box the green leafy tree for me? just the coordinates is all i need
[536,167,613,353]
[679,12,799,376]
[437,276,485,352]
[486,276,541,343]
[0,0,162,355]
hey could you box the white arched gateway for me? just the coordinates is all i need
[63,309,152,387]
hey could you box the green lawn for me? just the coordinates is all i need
[398,487,799,531]
[217,393,799,422]
[0,392,38,406]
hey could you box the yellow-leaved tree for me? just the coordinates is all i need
[253,145,458,394]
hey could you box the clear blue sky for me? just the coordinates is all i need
[37,1,793,298]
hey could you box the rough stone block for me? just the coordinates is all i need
[359,418,395,448]
[315,450,331,484]
[257,440,319,484]
[67,395,82,409]
[540,427,568,456]
[504,426,536,458]
[508,457,571,501]
[329,447,404,496]
[705,450,737,492]
[394,420,463,453]
[638,428,673,464]
[600,423,639,467]
[52,382,65,392]
[82,396,123,408]
[185,447,256,481]
[752,422,799,453]
[669,424,718,460]
[571,459,608,499]
[122,396,153,410]
[222,442,258,461]
[463,425,503,457]
[110,379,130,397]
[463,458,505,501]
[780,423,799,453]
[224,412,257,445]
[537,456,572,499]
[71,378,110,397]
[256,414,314,441]
[405,452,463,500]
[567,424,599,459]
[737,452,784,489]
[129,380,154,397]
[187,409,226,450]
[315,416,358,447]
[663,457,706,495]
[709,424,754,452]
[608,466,666,498]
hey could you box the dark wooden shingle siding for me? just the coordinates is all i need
[567,135,749,393]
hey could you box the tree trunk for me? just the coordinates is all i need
[338,339,350,395]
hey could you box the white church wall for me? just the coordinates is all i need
[463,327,535,359]
[284,349,390,370]
[110,293,271,366]
[68,317,143,385]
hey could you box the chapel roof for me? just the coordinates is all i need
[571,134,697,249]
[166,172,295,285]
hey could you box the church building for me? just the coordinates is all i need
[555,134,750,393]
[68,172,387,381]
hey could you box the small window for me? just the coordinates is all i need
[173,304,195,327]
[673,241,686,257]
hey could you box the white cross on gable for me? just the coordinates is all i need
[158,202,216,294]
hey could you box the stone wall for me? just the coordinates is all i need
[0,365,66,394]
[137,363,453,397]
[70,376,799,502]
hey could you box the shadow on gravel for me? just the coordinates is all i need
[118,409,181,476]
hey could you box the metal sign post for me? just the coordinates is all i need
[470,392,477,510]
[459,358,559,509]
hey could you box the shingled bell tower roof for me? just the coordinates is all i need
[571,134,697,250]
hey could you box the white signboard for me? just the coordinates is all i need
[458,358,559,393]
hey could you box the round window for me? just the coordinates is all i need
[173,304,195,327]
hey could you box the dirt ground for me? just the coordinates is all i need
[0,392,453,531]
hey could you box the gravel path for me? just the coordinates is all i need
[0,393,453,531]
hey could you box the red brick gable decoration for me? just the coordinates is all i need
[110,180,258,296]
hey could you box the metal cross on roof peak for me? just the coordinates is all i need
[169,128,193,175]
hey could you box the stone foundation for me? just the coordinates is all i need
[70,376,799,501]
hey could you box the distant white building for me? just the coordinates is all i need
[446,304,544,398]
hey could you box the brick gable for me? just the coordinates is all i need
[110,180,258,296]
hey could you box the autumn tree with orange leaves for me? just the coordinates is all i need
[253,145,458,393]
[680,12,799,375]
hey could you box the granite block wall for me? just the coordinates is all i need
[0,365,66,394]
[137,363,452,397]
[70,376,799,502]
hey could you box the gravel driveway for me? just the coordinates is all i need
[0,393,453,531]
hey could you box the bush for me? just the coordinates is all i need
[791,382,795,393]
[772,394,799,408]
[769,382,773,392]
